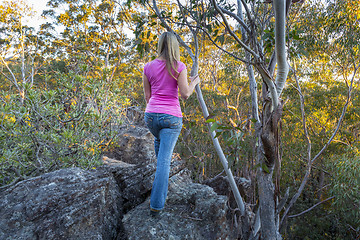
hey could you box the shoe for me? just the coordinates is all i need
[150,208,161,217]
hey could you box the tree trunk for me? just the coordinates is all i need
[257,99,283,240]
[258,170,280,239]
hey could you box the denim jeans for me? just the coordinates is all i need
[144,112,183,211]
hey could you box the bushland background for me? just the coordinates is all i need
[0,0,359,239]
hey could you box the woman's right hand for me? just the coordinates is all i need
[190,75,201,86]
[178,70,200,100]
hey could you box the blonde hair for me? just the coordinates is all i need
[157,32,180,79]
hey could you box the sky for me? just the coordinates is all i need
[1,0,134,38]
[25,0,53,29]
[0,0,53,29]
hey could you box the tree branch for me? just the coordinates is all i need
[0,55,20,91]
[311,64,358,164]
[163,17,250,63]
[211,0,260,60]
[237,0,260,124]
[255,63,279,108]
[240,0,254,27]
[288,196,335,218]
[201,28,249,64]
[151,0,195,60]
[219,6,251,34]
[273,0,290,97]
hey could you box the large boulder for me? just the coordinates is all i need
[105,125,156,165]
[105,106,155,165]
[0,168,122,240]
[122,170,236,240]
[204,175,252,209]
[0,159,237,240]
[122,106,146,127]
[102,155,185,213]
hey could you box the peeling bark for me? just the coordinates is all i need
[260,98,283,169]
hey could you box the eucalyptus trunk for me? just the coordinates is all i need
[256,0,288,238]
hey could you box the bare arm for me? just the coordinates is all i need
[177,69,200,100]
[143,73,151,104]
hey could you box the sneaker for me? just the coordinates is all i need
[150,208,161,217]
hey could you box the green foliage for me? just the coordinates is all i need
[283,152,360,239]
[263,27,275,55]
[327,153,360,232]
[0,66,124,186]
[285,207,349,240]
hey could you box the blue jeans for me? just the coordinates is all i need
[144,112,183,211]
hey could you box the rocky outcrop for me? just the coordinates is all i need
[204,175,252,210]
[0,168,122,240]
[103,155,185,213]
[105,125,156,165]
[105,107,155,164]
[122,170,235,240]
[0,121,239,240]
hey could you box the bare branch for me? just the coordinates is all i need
[288,196,335,218]
[240,0,254,27]
[163,17,250,64]
[255,63,279,108]
[219,6,251,34]
[174,0,201,73]
[212,0,260,59]
[0,177,22,190]
[311,64,358,164]
[0,55,20,91]
[176,0,195,36]
[237,0,261,125]
[268,51,276,75]
[201,28,249,64]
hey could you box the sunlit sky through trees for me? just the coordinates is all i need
[0,0,51,29]
[10,0,135,37]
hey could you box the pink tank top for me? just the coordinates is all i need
[144,59,186,118]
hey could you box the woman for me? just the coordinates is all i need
[143,32,200,216]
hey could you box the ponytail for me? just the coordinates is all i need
[158,32,181,80]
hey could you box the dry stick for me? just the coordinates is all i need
[152,0,245,217]
[288,196,335,218]
[280,62,359,228]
